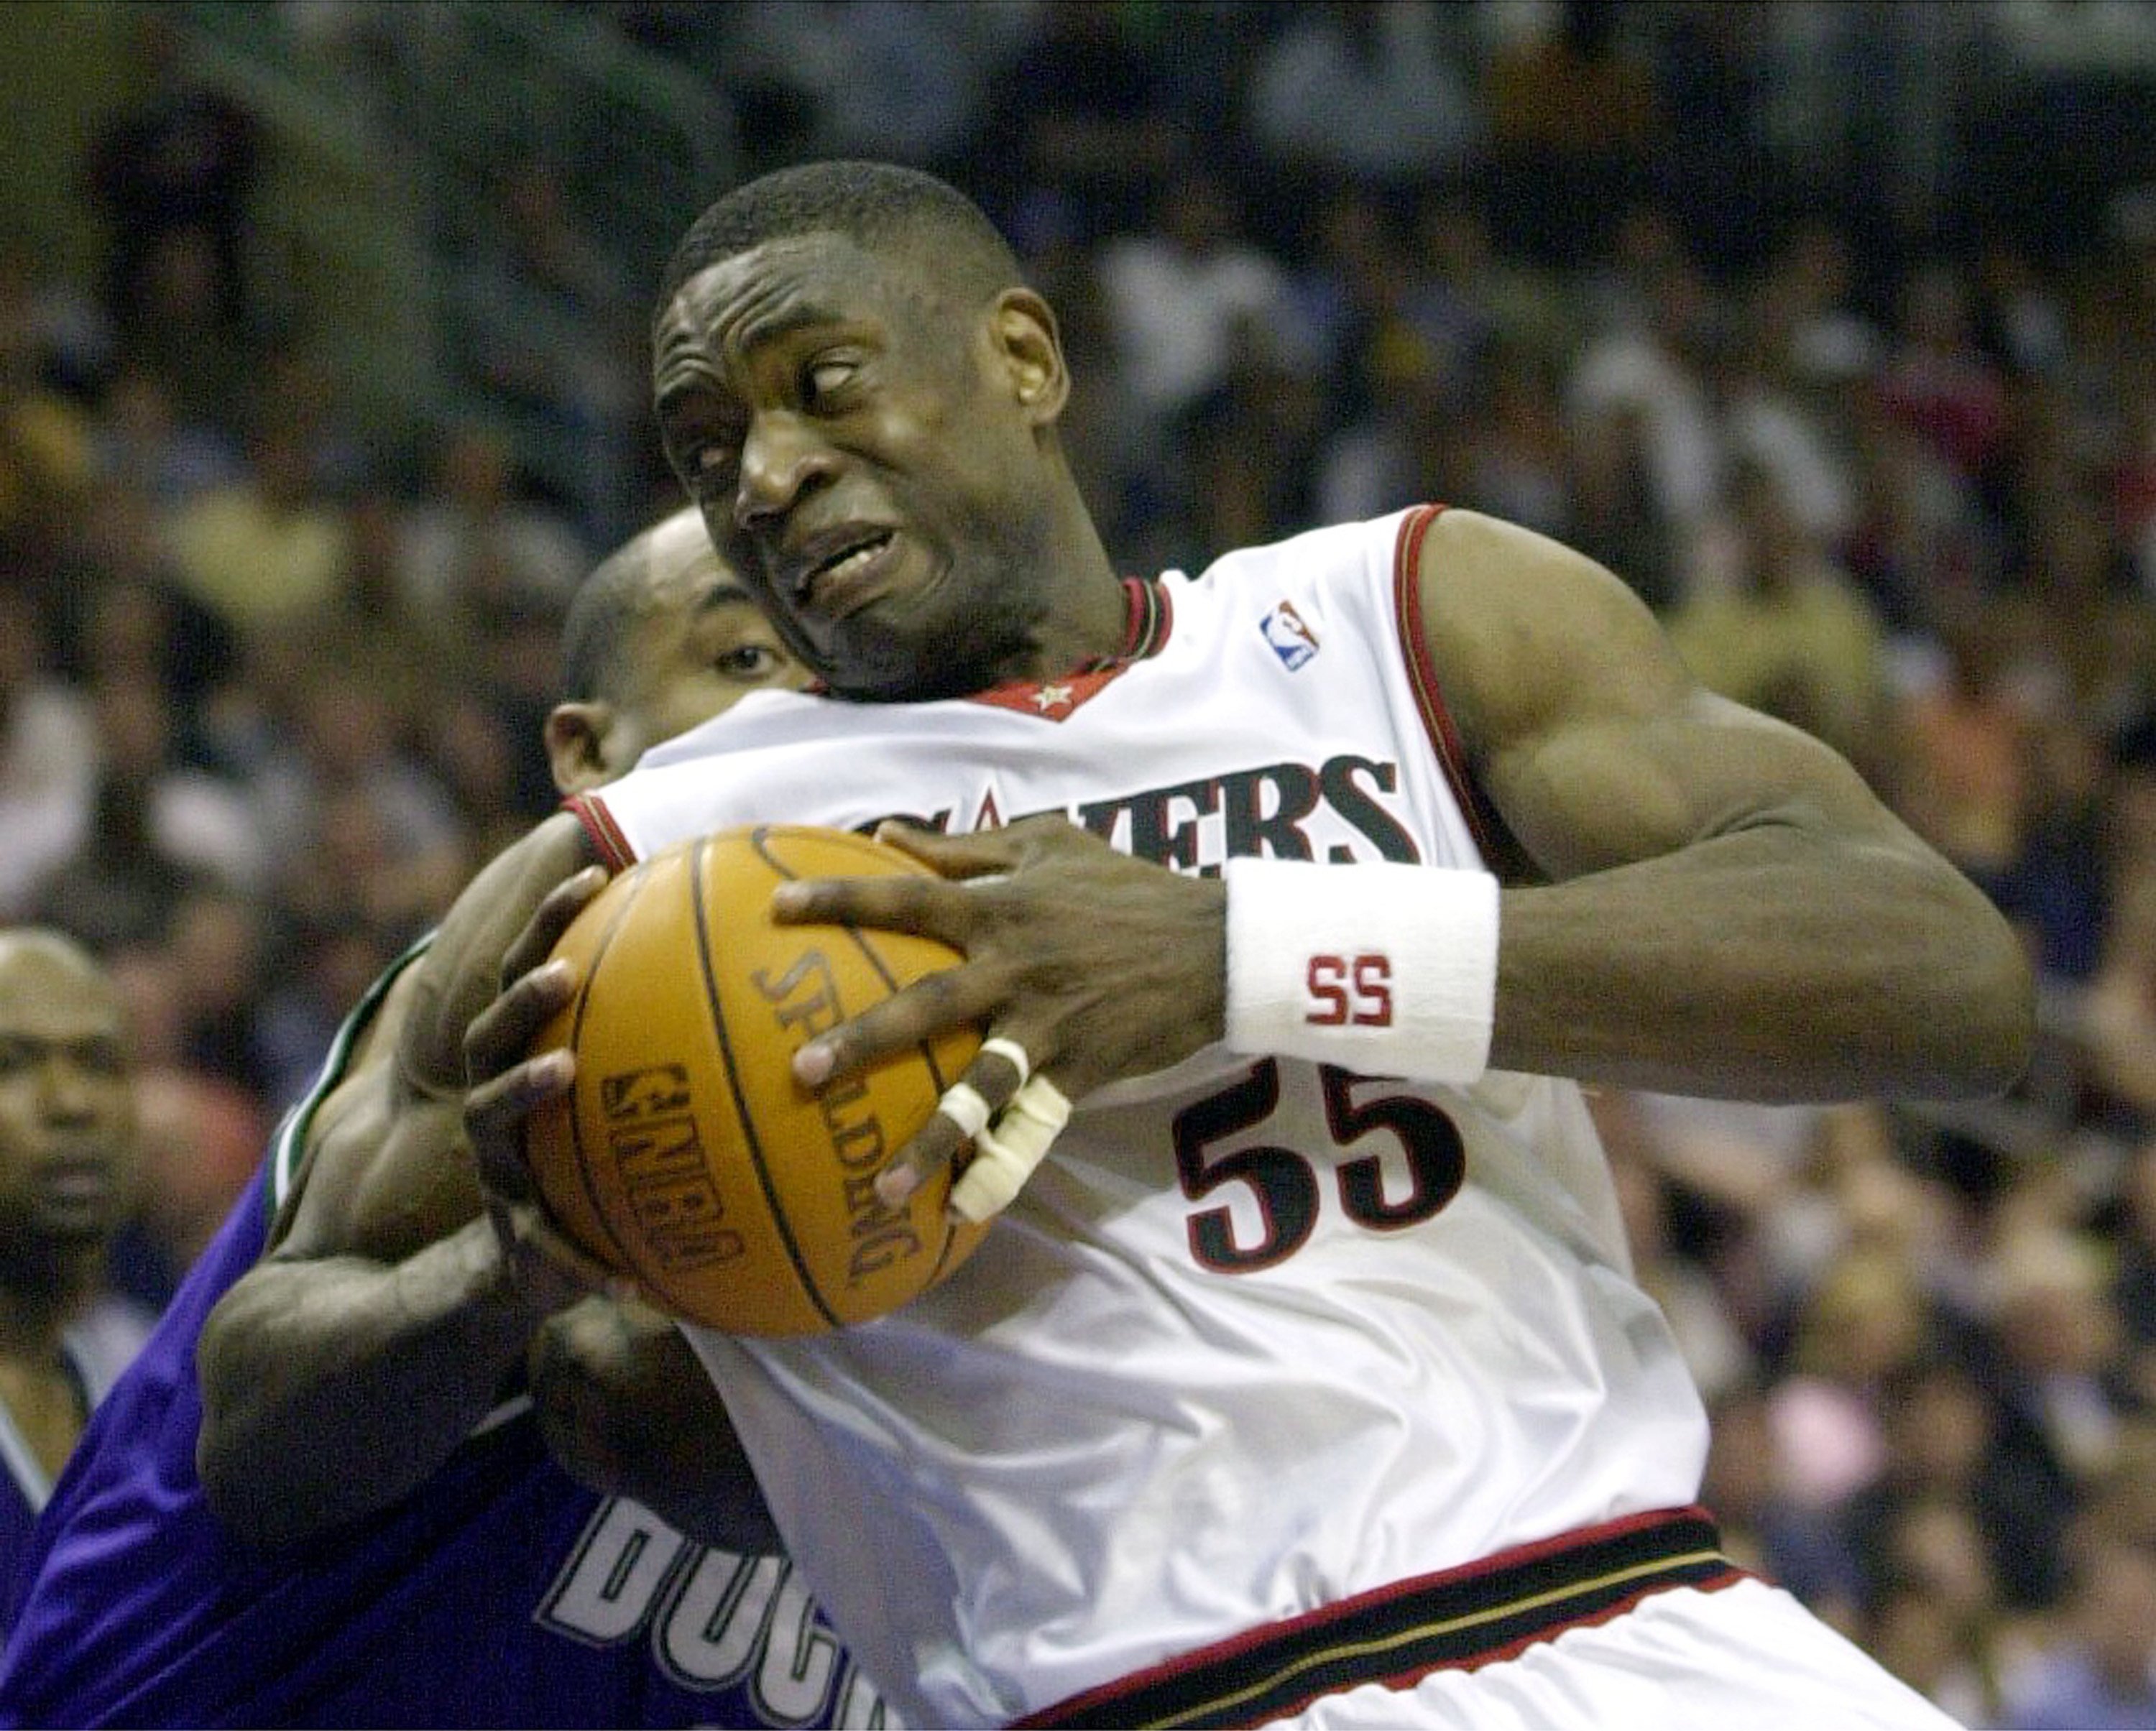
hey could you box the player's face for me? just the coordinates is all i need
[603,554,805,774]
[653,233,1057,701]
[0,944,139,1252]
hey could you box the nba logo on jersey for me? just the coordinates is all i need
[1261,601,1319,670]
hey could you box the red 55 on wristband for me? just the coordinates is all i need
[1222,858,1498,1084]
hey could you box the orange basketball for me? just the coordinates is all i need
[522,824,989,1336]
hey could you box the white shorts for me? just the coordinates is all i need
[1018,1510,1961,1731]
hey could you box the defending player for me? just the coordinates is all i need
[466,162,2035,1729]
[0,511,897,1728]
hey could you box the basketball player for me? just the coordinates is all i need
[460,162,2037,1730]
[0,511,898,1727]
[0,931,149,1632]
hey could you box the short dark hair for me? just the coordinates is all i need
[559,532,666,701]
[655,160,1024,323]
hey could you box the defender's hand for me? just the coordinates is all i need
[463,865,637,1308]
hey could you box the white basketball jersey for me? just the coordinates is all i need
[577,508,1709,1728]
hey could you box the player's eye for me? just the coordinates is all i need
[717,643,784,680]
[803,357,858,407]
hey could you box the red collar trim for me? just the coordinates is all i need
[801,580,1172,714]
[968,577,1171,721]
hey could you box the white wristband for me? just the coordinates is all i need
[1222,858,1498,1084]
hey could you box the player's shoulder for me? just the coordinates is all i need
[1192,509,1422,587]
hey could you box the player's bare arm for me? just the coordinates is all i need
[195,814,599,1545]
[1419,507,2035,1102]
[460,844,783,1550]
[770,513,2032,1211]
[199,811,769,1551]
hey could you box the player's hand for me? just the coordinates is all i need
[526,1294,688,1492]
[463,864,638,1309]
[770,813,1227,1216]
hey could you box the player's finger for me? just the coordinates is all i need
[465,959,577,1081]
[466,1048,573,1201]
[770,868,957,943]
[788,961,991,1089]
[869,819,1036,880]
[495,1194,635,1309]
[875,1036,1036,1206]
[949,1074,1073,1222]
[501,865,609,987]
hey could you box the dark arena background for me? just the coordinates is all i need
[6,4,2156,1725]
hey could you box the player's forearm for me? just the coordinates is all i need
[1488,823,2034,1102]
[195,1215,537,1548]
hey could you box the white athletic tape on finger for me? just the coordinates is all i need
[938,1081,994,1143]
[949,1075,1074,1222]
[977,1035,1031,1089]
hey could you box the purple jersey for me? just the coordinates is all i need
[0,954,894,1729]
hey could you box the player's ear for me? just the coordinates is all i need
[545,701,615,794]
[990,288,1067,426]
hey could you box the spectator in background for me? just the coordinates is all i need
[1567,245,1729,558]
[1401,183,1583,401]
[1565,396,1682,610]
[1999,1533,2156,1730]
[1663,457,1893,778]
[1480,0,1662,268]
[1768,1246,1938,1515]
[711,1,1030,179]
[1985,1227,2134,1495]
[1171,308,1330,571]
[1713,288,1858,552]
[53,483,237,714]
[0,929,154,1628]
[1278,186,1416,420]
[80,11,262,341]
[2114,1136,2156,1407]
[1843,1352,2072,1619]
[1890,606,2038,897]
[1876,259,2014,505]
[392,422,588,624]
[1095,162,1297,453]
[1697,1377,1867,1638]
[163,410,351,646]
[252,661,471,953]
[974,0,1201,243]
[443,154,643,547]
[0,594,98,924]
[1859,1492,2017,1727]
[0,244,96,581]
[109,226,259,440]
[111,1066,263,1308]
[88,359,240,514]
[1243,1,1482,200]
[27,677,259,956]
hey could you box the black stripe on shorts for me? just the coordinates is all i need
[1017,1505,1748,1730]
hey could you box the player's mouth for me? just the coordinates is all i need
[788,527,898,618]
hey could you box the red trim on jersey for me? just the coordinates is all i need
[1017,1505,1749,1730]
[1394,504,1501,862]
[964,576,1174,723]
[562,792,637,870]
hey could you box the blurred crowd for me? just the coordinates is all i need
[10,3,2156,1724]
